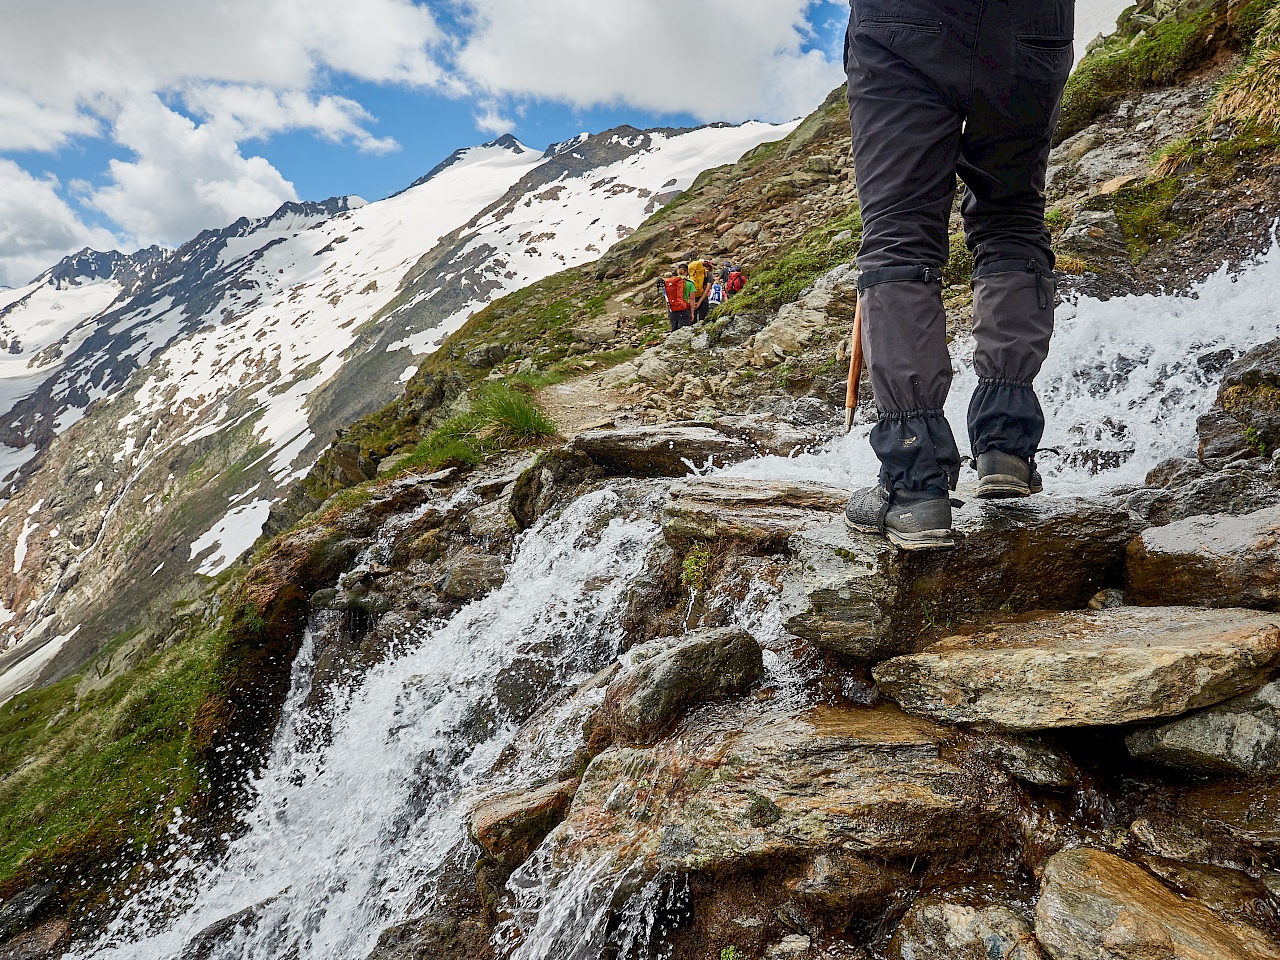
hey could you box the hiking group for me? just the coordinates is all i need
[661,259,746,332]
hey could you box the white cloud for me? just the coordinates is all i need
[474,99,516,136]
[87,96,299,246]
[453,0,842,123]
[0,161,119,287]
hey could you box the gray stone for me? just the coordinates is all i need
[440,552,506,599]
[1127,679,1280,775]
[874,607,1280,732]
[1034,848,1280,960]
[889,897,1045,960]
[968,733,1078,788]
[603,628,764,745]
[786,852,909,912]
[567,424,756,478]
[1127,505,1280,610]
[547,703,1017,878]
[1057,209,1129,262]
[0,884,56,942]
[781,495,1138,660]
[662,476,847,550]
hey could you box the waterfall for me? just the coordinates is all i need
[71,244,1280,960]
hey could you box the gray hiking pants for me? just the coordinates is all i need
[845,0,1074,495]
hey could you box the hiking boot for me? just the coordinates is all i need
[845,484,955,551]
[975,449,1043,499]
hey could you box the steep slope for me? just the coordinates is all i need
[0,121,794,701]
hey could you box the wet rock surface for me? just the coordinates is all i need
[552,703,1017,875]
[469,780,579,872]
[1034,847,1280,960]
[601,627,764,745]
[1127,679,1280,775]
[1127,505,1280,610]
[889,896,1045,960]
[662,476,847,550]
[567,423,756,477]
[874,607,1280,732]
[780,496,1138,659]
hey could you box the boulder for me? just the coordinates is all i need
[1215,338,1280,454]
[567,424,756,478]
[1136,855,1280,934]
[0,885,56,942]
[781,496,1138,660]
[786,852,909,913]
[1034,848,1280,960]
[1143,780,1280,862]
[889,897,1045,960]
[1126,679,1280,775]
[549,703,1018,877]
[873,607,1280,732]
[439,552,507,599]
[967,733,1078,788]
[0,919,70,960]
[662,477,847,550]
[469,779,579,871]
[1126,505,1280,609]
[602,628,764,745]
[1056,209,1129,262]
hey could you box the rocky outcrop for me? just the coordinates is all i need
[1127,505,1280,609]
[1127,679,1280,775]
[780,496,1138,659]
[469,780,579,872]
[889,897,1045,960]
[601,628,763,745]
[1034,848,1280,960]
[874,607,1280,732]
[550,703,1017,877]
[662,476,847,550]
[567,424,756,477]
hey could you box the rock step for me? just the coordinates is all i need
[780,493,1139,660]
[873,606,1280,732]
[1127,504,1280,610]
[662,476,848,550]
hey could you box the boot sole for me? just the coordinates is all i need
[845,516,956,551]
[976,475,1037,500]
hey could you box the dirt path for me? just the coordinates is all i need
[536,378,624,436]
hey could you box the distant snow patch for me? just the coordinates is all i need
[190,500,272,577]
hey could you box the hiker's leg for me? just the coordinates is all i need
[959,0,1073,460]
[846,1,975,494]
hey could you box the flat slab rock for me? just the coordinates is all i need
[873,607,1280,732]
[567,424,754,478]
[1035,848,1280,960]
[781,495,1139,660]
[544,702,1016,878]
[662,476,848,550]
[1127,504,1280,609]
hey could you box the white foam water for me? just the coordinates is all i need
[71,244,1280,959]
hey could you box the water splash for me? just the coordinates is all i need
[728,243,1280,495]
[73,489,664,960]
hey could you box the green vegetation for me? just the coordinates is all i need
[942,230,976,287]
[1058,3,1226,140]
[1107,176,1185,260]
[1246,425,1268,457]
[681,543,714,592]
[713,206,863,317]
[0,618,216,900]
[721,947,745,960]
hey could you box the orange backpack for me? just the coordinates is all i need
[664,276,689,311]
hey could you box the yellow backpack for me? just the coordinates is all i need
[689,259,706,295]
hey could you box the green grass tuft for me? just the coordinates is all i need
[475,384,559,446]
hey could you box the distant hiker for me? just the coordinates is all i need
[661,262,695,332]
[842,0,1072,551]
[688,257,712,324]
[726,264,746,297]
[708,276,726,307]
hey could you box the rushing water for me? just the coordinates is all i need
[73,246,1280,959]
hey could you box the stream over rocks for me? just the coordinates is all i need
[67,247,1280,959]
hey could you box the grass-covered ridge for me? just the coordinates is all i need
[1056,0,1270,142]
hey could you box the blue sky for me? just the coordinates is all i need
[0,0,1124,287]
[0,1,851,286]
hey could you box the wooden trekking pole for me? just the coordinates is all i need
[844,295,864,434]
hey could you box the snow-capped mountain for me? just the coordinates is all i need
[0,119,796,700]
